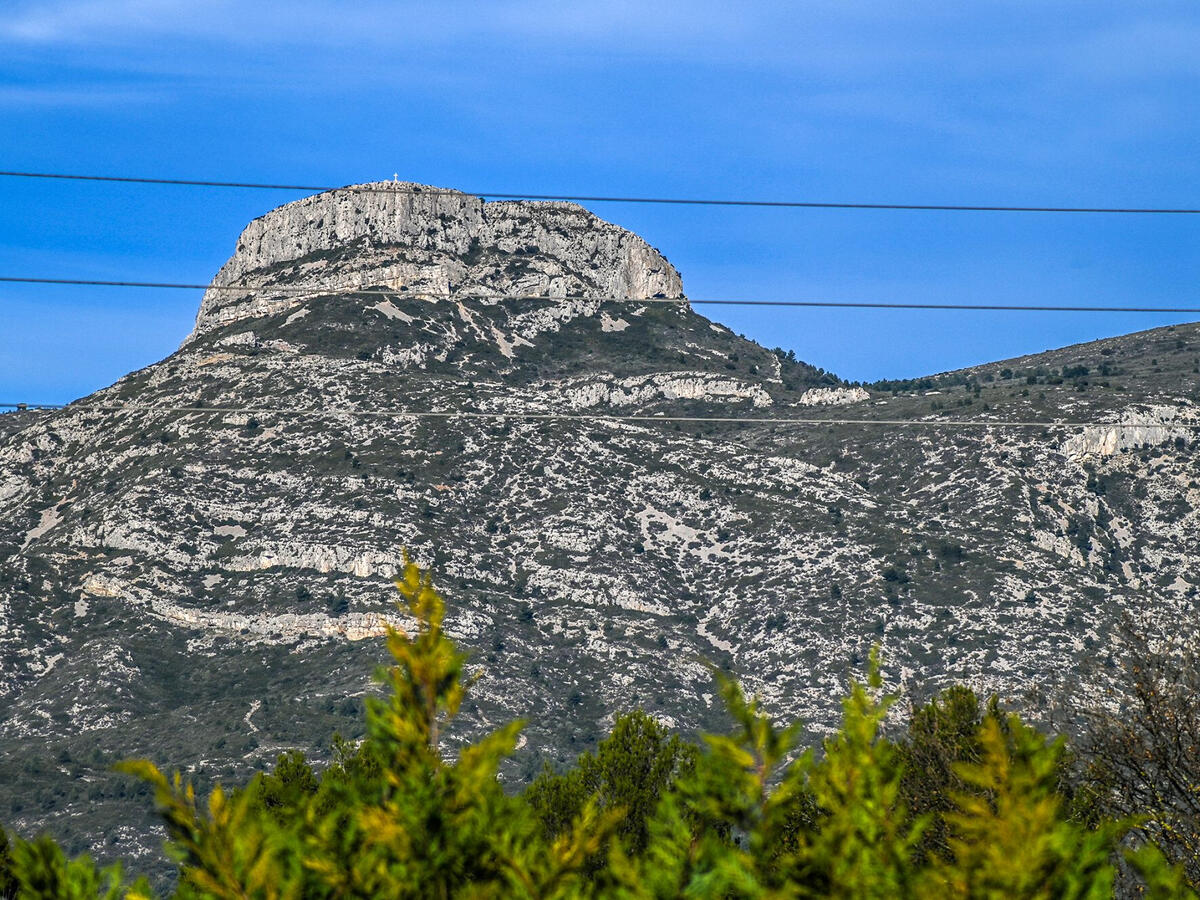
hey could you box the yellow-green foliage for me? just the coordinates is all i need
[784,651,925,897]
[1,834,129,900]
[115,559,622,899]
[0,561,1195,898]
[931,716,1118,898]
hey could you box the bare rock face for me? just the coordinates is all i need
[1062,404,1199,458]
[797,386,871,407]
[189,183,683,339]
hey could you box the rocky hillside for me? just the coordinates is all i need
[1,183,1198,866]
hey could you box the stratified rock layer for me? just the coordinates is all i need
[191,183,682,338]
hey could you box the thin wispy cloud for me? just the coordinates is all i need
[1063,18,1200,82]
[0,83,162,108]
[1,0,210,43]
[1,0,755,52]
[8,0,1196,97]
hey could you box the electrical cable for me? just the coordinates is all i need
[5,402,1193,432]
[3,170,1198,214]
[3,277,1200,314]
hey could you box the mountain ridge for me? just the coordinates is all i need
[1,186,1198,869]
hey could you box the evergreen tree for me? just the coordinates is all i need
[526,709,696,858]
[897,685,998,862]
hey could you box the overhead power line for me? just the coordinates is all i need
[5,401,1197,432]
[4,276,1200,315]
[2,169,1198,214]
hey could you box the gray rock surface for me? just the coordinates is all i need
[191,183,682,340]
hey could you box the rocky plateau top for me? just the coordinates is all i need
[191,183,682,339]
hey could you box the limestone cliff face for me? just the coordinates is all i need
[1062,405,1199,458]
[188,183,683,340]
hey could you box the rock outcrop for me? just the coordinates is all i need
[1062,404,1197,458]
[190,183,683,340]
[797,386,870,407]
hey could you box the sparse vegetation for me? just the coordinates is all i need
[0,564,1195,897]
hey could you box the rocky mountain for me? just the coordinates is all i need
[1,183,1198,867]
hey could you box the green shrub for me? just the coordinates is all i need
[526,710,696,860]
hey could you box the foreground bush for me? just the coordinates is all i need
[0,562,1194,897]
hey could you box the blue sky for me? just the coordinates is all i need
[2,1,1199,403]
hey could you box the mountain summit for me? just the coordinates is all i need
[174,183,833,412]
[1,184,1198,867]
[190,182,683,339]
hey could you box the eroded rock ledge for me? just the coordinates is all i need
[189,182,684,339]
